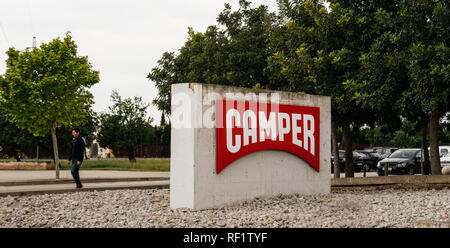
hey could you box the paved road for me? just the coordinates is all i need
[0,170,169,183]
[0,180,169,196]
[0,170,170,196]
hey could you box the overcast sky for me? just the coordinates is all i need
[0,0,278,125]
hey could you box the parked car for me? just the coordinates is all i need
[376,148,422,176]
[331,150,345,173]
[330,150,366,173]
[438,145,450,157]
[427,145,450,157]
[352,151,368,172]
[356,150,382,171]
[441,153,450,168]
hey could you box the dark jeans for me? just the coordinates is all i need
[71,159,83,188]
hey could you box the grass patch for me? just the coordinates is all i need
[49,158,170,172]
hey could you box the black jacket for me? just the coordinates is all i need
[69,136,85,163]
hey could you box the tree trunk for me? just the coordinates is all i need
[343,123,354,178]
[424,144,431,175]
[127,147,136,163]
[51,121,60,179]
[421,119,430,175]
[331,120,340,178]
[429,110,442,175]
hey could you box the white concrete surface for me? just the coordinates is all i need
[170,83,331,210]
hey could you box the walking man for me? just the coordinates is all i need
[68,127,85,189]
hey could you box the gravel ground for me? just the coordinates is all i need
[0,188,449,228]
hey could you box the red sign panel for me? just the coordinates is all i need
[216,100,320,174]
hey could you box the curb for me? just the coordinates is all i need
[0,181,170,197]
[331,175,450,187]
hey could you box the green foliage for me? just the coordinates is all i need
[356,0,449,118]
[148,0,276,115]
[97,91,156,161]
[390,130,421,148]
[0,32,98,175]
[160,123,171,157]
[0,32,100,136]
[388,119,421,148]
[46,107,97,156]
[268,0,379,126]
[358,125,393,146]
[147,0,449,173]
[350,0,448,174]
[0,104,97,160]
[356,119,431,148]
[0,106,37,160]
[407,42,449,115]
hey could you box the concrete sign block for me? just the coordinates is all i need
[170,83,331,210]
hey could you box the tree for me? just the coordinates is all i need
[97,91,156,162]
[356,0,449,174]
[268,0,392,177]
[148,0,276,115]
[389,119,421,148]
[0,104,97,163]
[0,106,37,161]
[0,32,100,179]
[401,1,449,175]
[42,106,97,163]
[148,0,449,177]
[358,125,394,147]
[161,122,171,157]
